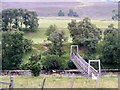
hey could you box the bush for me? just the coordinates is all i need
[20,54,42,76]
[46,25,57,36]
[41,55,65,71]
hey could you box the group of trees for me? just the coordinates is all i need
[58,9,78,17]
[42,25,67,71]
[2,8,38,70]
[68,18,102,59]
[21,24,67,75]
[2,9,39,32]
[68,17,120,66]
[2,8,120,76]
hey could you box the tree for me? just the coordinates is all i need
[68,17,102,59]
[58,10,65,16]
[73,12,79,17]
[2,31,32,70]
[101,25,120,64]
[46,25,57,36]
[2,9,39,32]
[112,9,120,20]
[68,9,74,17]
[47,30,67,57]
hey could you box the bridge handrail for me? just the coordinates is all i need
[76,53,98,73]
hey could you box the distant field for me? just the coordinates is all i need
[1,75,118,88]
[2,2,117,20]
[24,17,118,43]
[39,17,118,28]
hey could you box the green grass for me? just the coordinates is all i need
[1,75,118,88]
[39,17,118,29]
[24,28,72,44]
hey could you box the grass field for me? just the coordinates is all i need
[24,17,118,44]
[1,75,118,88]
[39,17,118,29]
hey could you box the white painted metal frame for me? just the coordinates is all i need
[70,45,78,56]
[88,60,101,78]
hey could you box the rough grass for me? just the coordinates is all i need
[1,75,118,88]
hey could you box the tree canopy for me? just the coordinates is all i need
[2,31,32,70]
[68,9,78,17]
[68,17,102,46]
[68,17,102,59]
[101,24,120,64]
[48,30,67,57]
[58,10,65,16]
[2,8,39,32]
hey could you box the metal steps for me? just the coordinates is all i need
[71,53,98,78]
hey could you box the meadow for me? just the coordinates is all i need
[24,17,118,44]
[1,75,118,88]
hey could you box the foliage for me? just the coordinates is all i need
[20,54,42,76]
[41,55,65,71]
[23,38,32,53]
[46,24,57,36]
[2,31,32,70]
[101,24,120,64]
[58,10,65,16]
[68,17,102,59]
[47,30,67,56]
[112,9,120,20]
[68,9,78,17]
[67,60,76,69]
[2,8,39,32]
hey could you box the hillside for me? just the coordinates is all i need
[2,2,117,20]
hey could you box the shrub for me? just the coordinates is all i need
[41,55,65,71]
[20,54,42,76]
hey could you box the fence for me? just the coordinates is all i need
[0,75,14,89]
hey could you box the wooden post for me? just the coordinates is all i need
[41,78,46,90]
[118,73,120,88]
[9,75,14,89]
[96,75,99,88]
[70,73,75,88]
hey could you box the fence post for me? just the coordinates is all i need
[118,73,120,89]
[9,75,14,89]
[41,78,46,90]
[70,73,75,88]
[96,74,100,88]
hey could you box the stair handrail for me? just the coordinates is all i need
[71,53,88,74]
[76,53,98,74]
